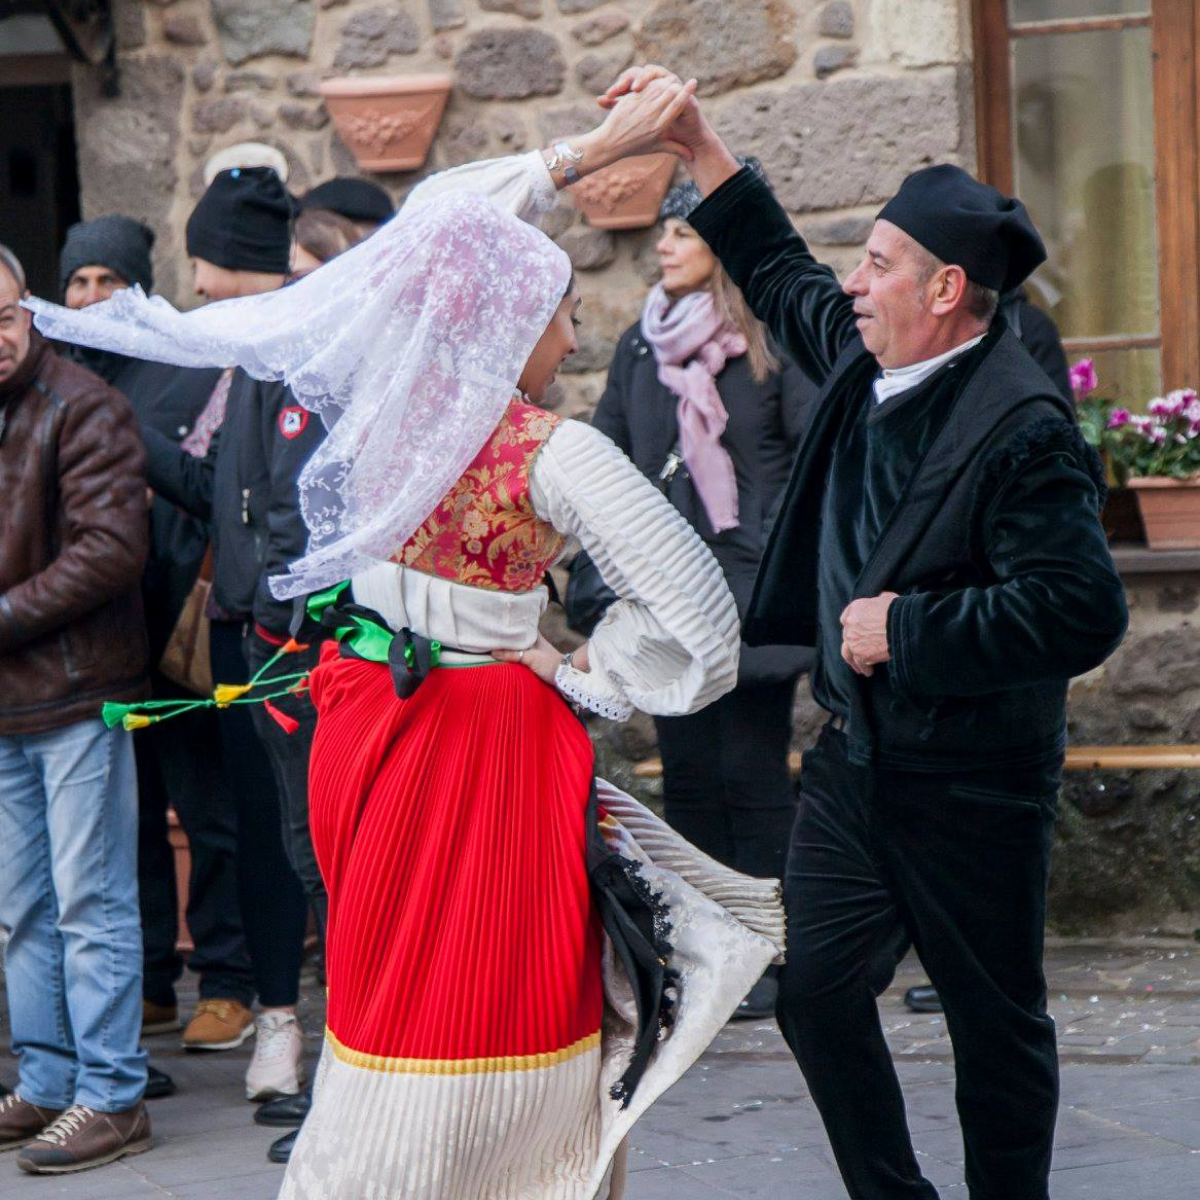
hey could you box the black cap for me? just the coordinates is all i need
[301,178,394,226]
[186,167,296,275]
[660,157,767,224]
[877,164,1046,293]
[60,215,155,295]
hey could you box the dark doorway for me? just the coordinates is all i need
[0,82,80,299]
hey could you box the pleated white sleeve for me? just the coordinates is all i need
[406,150,558,225]
[530,419,741,718]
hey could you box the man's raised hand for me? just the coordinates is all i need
[592,73,700,161]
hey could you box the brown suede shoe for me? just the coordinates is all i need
[0,1094,64,1152]
[182,998,255,1051]
[142,999,180,1036]
[17,1103,152,1174]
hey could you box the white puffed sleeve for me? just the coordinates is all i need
[530,419,740,717]
[405,151,558,225]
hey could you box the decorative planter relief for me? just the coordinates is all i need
[570,153,677,231]
[320,74,453,173]
[1127,476,1200,550]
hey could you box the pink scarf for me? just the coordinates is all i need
[639,284,746,533]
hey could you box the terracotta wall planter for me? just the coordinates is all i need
[570,153,677,230]
[1127,476,1200,549]
[320,74,452,173]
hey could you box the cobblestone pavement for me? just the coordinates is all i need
[0,940,1197,1199]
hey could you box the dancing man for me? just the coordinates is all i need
[596,68,1129,1200]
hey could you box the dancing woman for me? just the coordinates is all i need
[28,79,783,1200]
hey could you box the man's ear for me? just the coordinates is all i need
[928,265,968,316]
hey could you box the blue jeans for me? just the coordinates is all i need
[0,720,147,1112]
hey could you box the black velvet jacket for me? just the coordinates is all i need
[688,168,1129,771]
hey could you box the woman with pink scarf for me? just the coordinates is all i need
[588,163,816,1020]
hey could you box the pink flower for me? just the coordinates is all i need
[1107,408,1132,429]
[1149,393,1187,420]
[1070,359,1098,398]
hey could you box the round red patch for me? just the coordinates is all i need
[279,406,309,440]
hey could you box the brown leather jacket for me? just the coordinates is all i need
[0,333,150,734]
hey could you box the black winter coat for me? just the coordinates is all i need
[64,346,221,658]
[592,323,817,684]
[689,167,1128,771]
[140,371,325,636]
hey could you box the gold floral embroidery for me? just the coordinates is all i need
[394,402,566,592]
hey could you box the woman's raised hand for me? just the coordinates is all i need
[590,72,700,162]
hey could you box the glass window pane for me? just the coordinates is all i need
[1062,346,1161,410]
[1013,27,1158,349]
[1010,0,1149,22]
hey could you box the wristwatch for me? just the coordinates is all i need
[544,141,584,186]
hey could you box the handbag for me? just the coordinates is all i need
[158,546,214,696]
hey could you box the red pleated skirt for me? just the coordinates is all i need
[307,646,604,1065]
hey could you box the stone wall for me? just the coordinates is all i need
[78,0,973,413]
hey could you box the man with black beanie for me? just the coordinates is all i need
[138,168,327,1118]
[300,176,394,237]
[594,70,1130,1200]
[59,216,254,1089]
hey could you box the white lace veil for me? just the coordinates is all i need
[26,191,572,599]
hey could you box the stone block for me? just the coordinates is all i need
[286,70,324,97]
[818,0,854,39]
[211,0,316,66]
[480,0,543,17]
[711,69,960,213]
[806,213,873,245]
[334,6,421,70]
[576,48,634,97]
[280,102,330,131]
[540,199,577,240]
[536,102,596,142]
[225,70,276,93]
[72,56,186,300]
[865,0,962,68]
[113,0,147,50]
[163,12,207,45]
[560,293,636,374]
[250,103,276,130]
[457,29,566,100]
[814,44,856,79]
[634,0,797,98]
[557,0,610,11]
[192,59,218,92]
[1107,629,1200,698]
[428,0,466,30]
[556,226,618,271]
[572,10,630,45]
[192,97,247,134]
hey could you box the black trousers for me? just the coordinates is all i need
[244,631,328,943]
[654,678,799,881]
[210,620,309,1008]
[137,680,255,1008]
[777,724,1059,1200]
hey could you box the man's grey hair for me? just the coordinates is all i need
[0,243,27,294]
[911,243,999,326]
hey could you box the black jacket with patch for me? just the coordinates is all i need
[689,167,1128,772]
[140,369,324,636]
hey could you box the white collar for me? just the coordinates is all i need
[872,334,986,406]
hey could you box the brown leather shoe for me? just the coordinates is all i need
[182,998,255,1051]
[142,1000,180,1036]
[0,1094,64,1152]
[17,1103,151,1174]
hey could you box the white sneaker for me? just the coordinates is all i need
[244,1011,305,1102]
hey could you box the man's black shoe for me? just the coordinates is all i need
[903,985,943,1013]
[255,1088,311,1127]
[268,1127,299,1164]
[144,1065,176,1100]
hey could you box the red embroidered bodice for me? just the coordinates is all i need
[393,401,567,593]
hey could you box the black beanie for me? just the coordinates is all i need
[877,164,1047,293]
[301,178,394,226]
[186,167,296,274]
[60,215,155,295]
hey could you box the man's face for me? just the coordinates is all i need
[0,265,32,385]
[65,265,131,310]
[192,257,243,303]
[842,220,940,370]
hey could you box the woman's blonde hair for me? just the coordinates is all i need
[709,257,779,383]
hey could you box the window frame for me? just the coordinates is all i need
[971,0,1200,390]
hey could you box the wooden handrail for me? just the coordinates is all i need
[631,745,1200,780]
